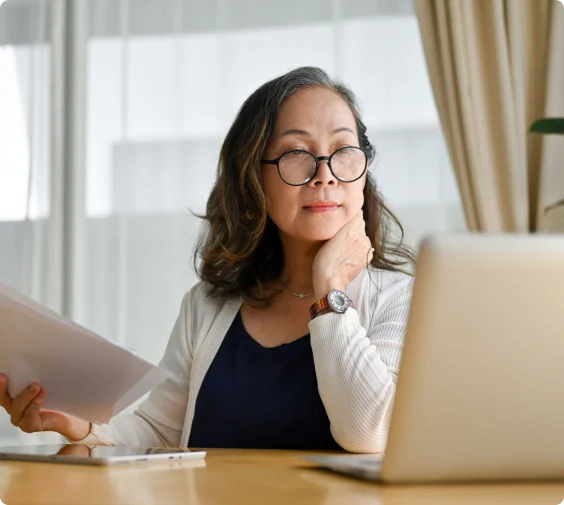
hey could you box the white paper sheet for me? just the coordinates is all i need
[0,281,171,424]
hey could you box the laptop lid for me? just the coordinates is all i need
[381,234,564,483]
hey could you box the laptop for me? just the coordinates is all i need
[304,233,564,484]
[0,444,206,466]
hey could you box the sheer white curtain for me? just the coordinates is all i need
[0,0,65,445]
[0,0,464,446]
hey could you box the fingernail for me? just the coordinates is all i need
[30,383,39,392]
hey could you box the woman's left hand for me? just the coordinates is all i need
[312,211,374,300]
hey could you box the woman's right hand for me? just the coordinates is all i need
[0,373,91,441]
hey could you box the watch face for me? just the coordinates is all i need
[327,290,350,313]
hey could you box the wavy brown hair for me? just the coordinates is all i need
[194,66,416,302]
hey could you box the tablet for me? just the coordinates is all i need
[0,444,206,466]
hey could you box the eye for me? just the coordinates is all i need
[283,149,309,156]
[335,146,358,155]
[280,150,313,163]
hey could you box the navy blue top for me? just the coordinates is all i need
[188,311,342,451]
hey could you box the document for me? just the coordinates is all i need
[0,281,171,424]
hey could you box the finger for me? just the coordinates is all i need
[0,374,13,411]
[18,388,46,433]
[10,382,41,427]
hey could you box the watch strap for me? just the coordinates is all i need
[309,296,329,319]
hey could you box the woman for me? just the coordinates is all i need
[0,67,415,453]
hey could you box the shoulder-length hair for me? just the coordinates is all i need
[194,66,416,302]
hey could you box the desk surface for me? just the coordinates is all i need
[1,449,564,505]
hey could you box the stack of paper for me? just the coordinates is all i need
[0,281,171,424]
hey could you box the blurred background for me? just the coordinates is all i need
[4,0,559,446]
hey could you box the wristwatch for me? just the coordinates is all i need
[309,289,351,319]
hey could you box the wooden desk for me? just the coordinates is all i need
[1,449,564,505]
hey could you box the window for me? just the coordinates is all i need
[0,0,464,446]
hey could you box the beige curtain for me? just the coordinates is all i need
[414,0,564,232]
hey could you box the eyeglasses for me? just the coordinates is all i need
[261,146,368,186]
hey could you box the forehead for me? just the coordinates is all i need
[273,87,357,134]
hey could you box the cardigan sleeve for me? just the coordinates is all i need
[69,288,195,447]
[308,272,413,454]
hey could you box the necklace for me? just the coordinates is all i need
[281,280,314,299]
[290,290,314,299]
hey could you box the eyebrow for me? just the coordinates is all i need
[279,127,355,138]
[332,127,355,135]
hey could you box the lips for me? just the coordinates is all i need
[303,201,340,212]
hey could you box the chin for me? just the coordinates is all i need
[300,224,342,242]
[276,215,347,243]
[301,232,335,242]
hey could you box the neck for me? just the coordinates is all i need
[278,234,322,295]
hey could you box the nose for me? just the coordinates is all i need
[309,158,336,187]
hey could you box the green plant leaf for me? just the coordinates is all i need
[530,117,564,135]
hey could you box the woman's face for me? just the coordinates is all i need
[262,86,367,243]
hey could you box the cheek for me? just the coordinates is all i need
[345,180,366,214]
[264,174,298,228]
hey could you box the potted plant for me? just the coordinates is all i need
[530,117,564,213]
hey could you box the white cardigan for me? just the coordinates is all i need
[74,268,413,453]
